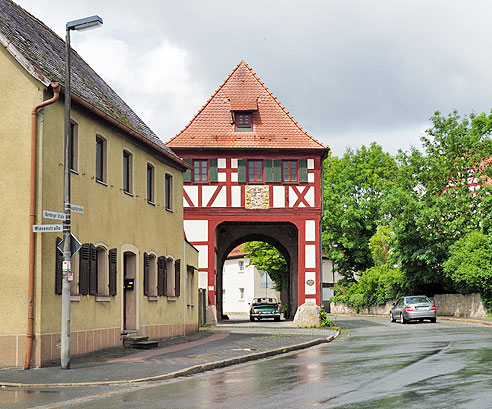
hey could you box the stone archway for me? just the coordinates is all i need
[215,222,298,319]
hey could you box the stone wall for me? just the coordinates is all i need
[330,293,488,318]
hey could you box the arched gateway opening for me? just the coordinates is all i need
[167,61,328,324]
[216,222,298,319]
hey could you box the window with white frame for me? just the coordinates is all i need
[165,173,173,211]
[96,246,109,295]
[95,135,107,183]
[238,287,245,301]
[238,260,245,273]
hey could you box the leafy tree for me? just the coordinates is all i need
[386,110,492,294]
[322,143,398,279]
[443,231,492,311]
[241,241,287,292]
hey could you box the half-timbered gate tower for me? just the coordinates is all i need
[167,61,328,321]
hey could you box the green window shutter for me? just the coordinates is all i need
[299,159,308,182]
[273,159,282,182]
[109,248,117,296]
[209,158,218,183]
[238,159,246,183]
[183,159,191,183]
[55,237,63,295]
[79,243,90,295]
[264,159,273,183]
[175,259,181,297]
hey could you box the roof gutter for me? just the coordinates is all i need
[25,82,61,370]
[65,89,191,170]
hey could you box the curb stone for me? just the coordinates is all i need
[0,331,339,388]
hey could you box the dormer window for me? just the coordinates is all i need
[234,111,253,131]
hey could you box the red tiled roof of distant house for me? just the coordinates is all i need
[227,245,248,259]
[167,61,325,150]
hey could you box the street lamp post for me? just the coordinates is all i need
[62,15,103,370]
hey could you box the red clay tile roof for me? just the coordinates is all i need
[167,61,325,150]
[227,245,248,259]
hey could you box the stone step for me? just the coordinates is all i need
[132,340,159,349]
[123,335,149,348]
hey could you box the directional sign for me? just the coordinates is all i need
[57,233,82,257]
[70,204,84,214]
[33,224,63,233]
[43,210,67,221]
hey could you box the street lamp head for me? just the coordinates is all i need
[66,15,103,32]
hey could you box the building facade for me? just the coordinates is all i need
[0,0,198,368]
[168,61,328,321]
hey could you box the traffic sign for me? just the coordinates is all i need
[70,204,84,214]
[57,233,82,257]
[43,210,67,221]
[33,224,63,232]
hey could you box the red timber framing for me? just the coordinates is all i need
[167,61,328,320]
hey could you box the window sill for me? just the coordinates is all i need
[283,181,299,185]
[238,299,245,302]
[147,200,155,206]
[147,296,159,301]
[123,190,133,197]
[96,179,107,187]
[70,169,79,175]
[95,295,111,302]
[167,296,177,301]
[165,207,174,213]
[70,295,80,302]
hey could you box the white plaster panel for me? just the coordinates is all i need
[231,172,238,182]
[305,220,316,242]
[305,244,316,268]
[184,185,198,207]
[202,186,218,206]
[305,271,316,295]
[183,220,208,242]
[288,186,296,207]
[218,172,226,182]
[198,271,208,289]
[231,186,241,207]
[305,298,317,304]
[308,173,314,183]
[273,186,285,207]
[305,187,315,207]
[195,245,208,269]
[211,187,226,207]
[231,159,238,168]
[218,158,226,168]
[307,159,314,169]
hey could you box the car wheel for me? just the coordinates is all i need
[430,317,436,323]
[257,317,261,321]
[250,316,254,322]
[390,312,396,322]
[400,312,406,324]
[274,316,280,322]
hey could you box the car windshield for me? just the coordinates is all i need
[406,296,430,304]
[252,298,277,305]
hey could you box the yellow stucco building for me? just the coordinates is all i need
[0,0,199,368]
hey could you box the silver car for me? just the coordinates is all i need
[390,295,437,323]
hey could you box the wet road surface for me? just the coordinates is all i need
[2,317,491,408]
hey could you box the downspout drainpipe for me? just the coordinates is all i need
[319,148,330,309]
[25,82,61,370]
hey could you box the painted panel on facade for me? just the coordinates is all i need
[305,271,316,295]
[288,186,297,207]
[305,220,316,241]
[202,186,218,206]
[308,173,315,183]
[305,244,316,268]
[231,172,238,182]
[231,186,241,207]
[231,159,238,168]
[184,186,198,207]
[305,187,315,207]
[245,185,269,209]
[183,220,208,242]
[211,186,227,207]
[307,159,315,169]
[273,186,285,208]
[195,245,208,268]
[218,158,226,168]
[198,271,208,289]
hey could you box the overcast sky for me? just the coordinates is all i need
[15,0,492,156]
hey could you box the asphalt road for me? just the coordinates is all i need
[2,316,491,409]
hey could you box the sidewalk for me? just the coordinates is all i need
[0,322,338,387]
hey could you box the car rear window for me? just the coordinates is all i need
[406,296,430,304]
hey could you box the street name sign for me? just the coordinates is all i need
[70,204,84,214]
[57,233,82,258]
[43,210,67,221]
[33,224,63,232]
